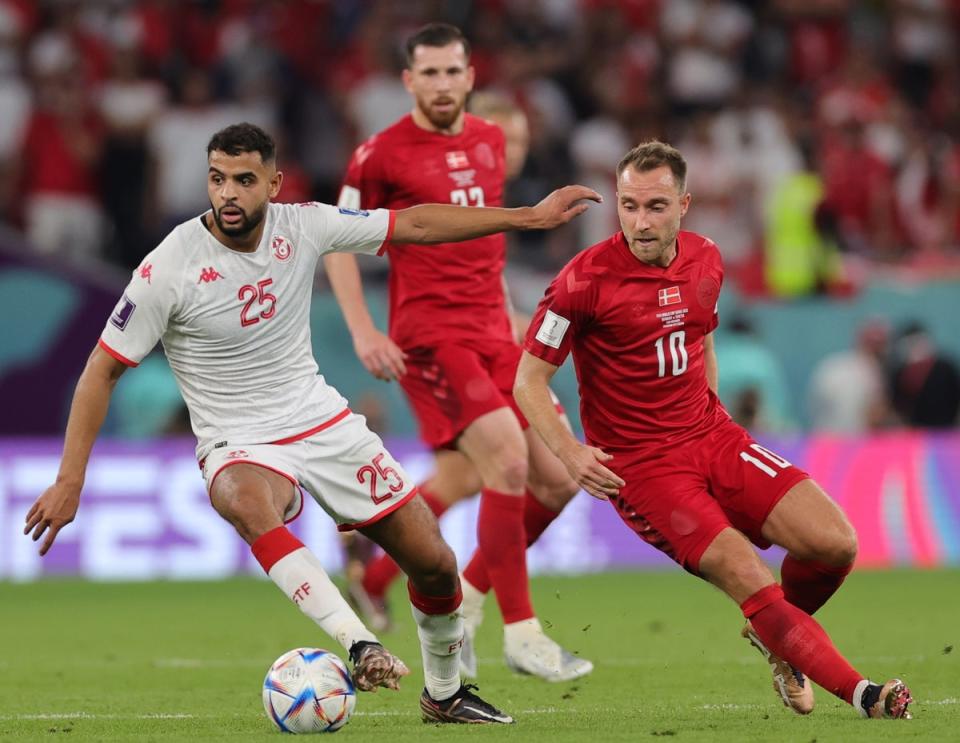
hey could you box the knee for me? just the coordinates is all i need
[408,543,459,595]
[210,489,261,542]
[529,478,578,511]
[699,532,775,600]
[820,527,858,568]
[491,452,529,492]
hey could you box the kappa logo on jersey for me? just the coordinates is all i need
[337,207,370,217]
[271,235,294,262]
[198,266,224,284]
[445,150,470,169]
[138,262,152,284]
[225,449,249,459]
[110,294,136,331]
[658,286,682,306]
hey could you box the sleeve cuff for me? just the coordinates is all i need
[98,338,140,367]
[377,210,396,256]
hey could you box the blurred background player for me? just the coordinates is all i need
[350,90,584,677]
[325,23,592,682]
[515,140,912,720]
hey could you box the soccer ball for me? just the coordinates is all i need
[262,648,356,733]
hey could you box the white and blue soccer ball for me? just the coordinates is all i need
[262,648,356,733]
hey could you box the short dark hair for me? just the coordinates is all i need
[207,123,276,163]
[405,23,470,67]
[617,141,687,192]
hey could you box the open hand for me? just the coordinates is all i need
[24,481,81,556]
[353,327,407,381]
[529,185,602,230]
[558,442,624,500]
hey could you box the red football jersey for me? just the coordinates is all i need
[524,230,729,454]
[340,113,513,349]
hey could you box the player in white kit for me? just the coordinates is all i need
[22,123,599,725]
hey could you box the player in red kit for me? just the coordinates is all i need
[325,24,592,682]
[515,141,913,720]
[346,92,581,677]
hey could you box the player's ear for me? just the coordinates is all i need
[401,68,414,93]
[679,191,691,218]
[269,170,283,200]
[466,65,476,91]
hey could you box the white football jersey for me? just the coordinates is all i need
[100,201,394,458]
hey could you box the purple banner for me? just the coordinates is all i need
[2,433,958,580]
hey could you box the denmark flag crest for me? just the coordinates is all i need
[658,286,681,306]
[445,150,470,169]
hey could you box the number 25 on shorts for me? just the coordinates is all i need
[357,453,406,504]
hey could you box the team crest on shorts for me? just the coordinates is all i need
[226,449,250,459]
[271,235,294,262]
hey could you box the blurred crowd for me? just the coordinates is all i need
[1,0,960,297]
[718,316,960,433]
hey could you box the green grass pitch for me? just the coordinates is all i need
[0,569,956,741]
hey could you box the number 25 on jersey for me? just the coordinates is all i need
[239,278,277,327]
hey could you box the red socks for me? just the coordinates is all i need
[781,556,853,615]
[477,488,532,623]
[742,584,862,703]
[407,579,463,616]
[361,487,448,598]
[251,526,304,572]
[463,490,560,594]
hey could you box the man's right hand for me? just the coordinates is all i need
[353,328,408,381]
[24,481,82,556]
[557,442,625,501]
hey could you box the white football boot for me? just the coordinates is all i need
[503,618,594,682]
[458,577,485,678]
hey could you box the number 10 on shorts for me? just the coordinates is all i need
[739,443,792,477]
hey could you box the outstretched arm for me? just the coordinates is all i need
[391,185,601,244]
[23,345,128,555]
[323,252,407,381]
[514,351,624,500]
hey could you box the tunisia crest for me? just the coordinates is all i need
[271,235,294,262]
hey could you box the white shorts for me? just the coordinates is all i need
[200,410,417,531]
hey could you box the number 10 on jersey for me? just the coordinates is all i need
[655,330,688,377]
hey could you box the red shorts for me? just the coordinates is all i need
[607,419,809,574]
[399,340,529,449]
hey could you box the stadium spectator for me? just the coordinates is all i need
[12,31,105,261]
[888,321,960,428]
[96,36,166,268]
[762,140,845,297]
[715,315,795,433]
[147,67,273,236]
[808,318,891,433]
[515,140,913,721]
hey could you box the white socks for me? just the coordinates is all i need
[412,605,463,701]
[268,547,378,652]
[504,616,542,644]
